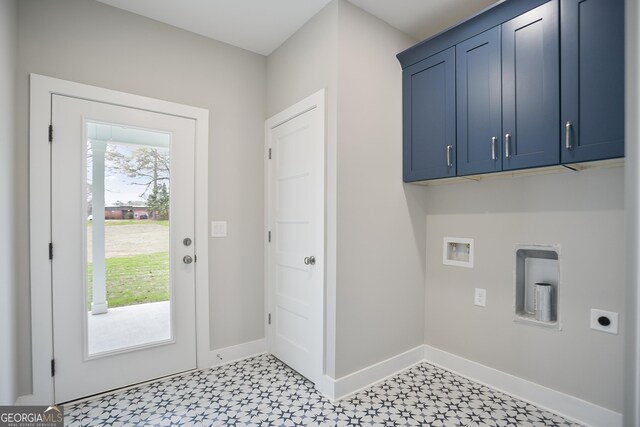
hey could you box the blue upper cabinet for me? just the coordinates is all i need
[456,27,502,176]
[560,0,624,163]
[397,0,624,183]
[403,47,456,181]
[502,0,559,171]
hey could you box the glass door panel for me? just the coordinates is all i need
[85,121,172,356]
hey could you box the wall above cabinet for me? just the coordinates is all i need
[397,0,625,184]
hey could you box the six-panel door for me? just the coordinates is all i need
[502,0,560,171]
[403,47,456,181]
[560,0,624,163]
[456,27,502,176]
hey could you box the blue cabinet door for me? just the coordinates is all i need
[502,0,560,171]
[561,0,624,163]
[403,47,456,181]
[456,27,502,176]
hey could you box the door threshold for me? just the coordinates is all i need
[58,368,198,406]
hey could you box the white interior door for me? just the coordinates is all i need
[51,95,197,403]
[266,91,325,386]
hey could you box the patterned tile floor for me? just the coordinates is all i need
[65,354,582,426]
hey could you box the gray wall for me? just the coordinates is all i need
[268,0,425,379]
[334,1,424,378]
[624,0,640,423]
[0,0,18,405]
[267,0,340,377]
[266,0,338,118]
[423,167,625,412]
[16,0,266,396]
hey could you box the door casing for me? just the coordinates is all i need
[27,74,209,405]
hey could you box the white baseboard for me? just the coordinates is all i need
[203,338,266,369]
[320,345,425,401]
[423,345,622,427]
[17,339,620,427]
[15,394,37,406]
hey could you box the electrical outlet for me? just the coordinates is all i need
[474,288,486,307]
[590,309,618,334]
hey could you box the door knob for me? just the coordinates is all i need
[183,237,192,246]
[304,256,316,266]
[183,255,193,264]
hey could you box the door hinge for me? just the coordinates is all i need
[48,243,53,260]
[48,125,53,143]
[268,313,271,325]
[51,359,55,377]
[268,148,272,160]
[268,231,271,242]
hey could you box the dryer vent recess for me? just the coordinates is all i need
[514,245,560,330]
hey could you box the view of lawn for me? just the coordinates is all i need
[88,219,169,227]
[87,251,170,308]
[87,220,170,309]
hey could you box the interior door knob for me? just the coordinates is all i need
[183,255,193,264]
[304,256,316,266]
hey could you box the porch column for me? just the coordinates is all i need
[91,140,108,315]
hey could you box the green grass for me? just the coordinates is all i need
[104,220,144,226]
[87,251,169,308]
[86,219,170,227]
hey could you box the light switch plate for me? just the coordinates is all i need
[474,288,486,307]
[211,221,227,238]
[590,308,618,334]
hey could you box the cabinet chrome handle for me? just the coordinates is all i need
[491,137,497,160]
[304,256,316,266]
[446,145,453,167]
[565,121,572,150]
[505,134,511,158]
[183,255,193,264]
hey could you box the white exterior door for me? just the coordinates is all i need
[266,90,325,386]
[51,95,197,403]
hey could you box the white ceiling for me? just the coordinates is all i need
[96,0,500,56]
[349,0,501,42]
[95,0,332,56]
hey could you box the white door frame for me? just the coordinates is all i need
[26,74,210,405]
[264,89,326,386]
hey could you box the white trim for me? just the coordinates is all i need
[319,343,621,427]
[202,339,267,368]
[320,346,425,401]
[265,91,325,131]
[423,345,622,427]
[28,74,209,405]
[18,334,623,427]
[264,89,326,387]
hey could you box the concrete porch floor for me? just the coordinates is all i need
[87,301,171,355]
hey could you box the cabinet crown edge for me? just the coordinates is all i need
[396,0,551,69]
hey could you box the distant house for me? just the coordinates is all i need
[104,206,149,220]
